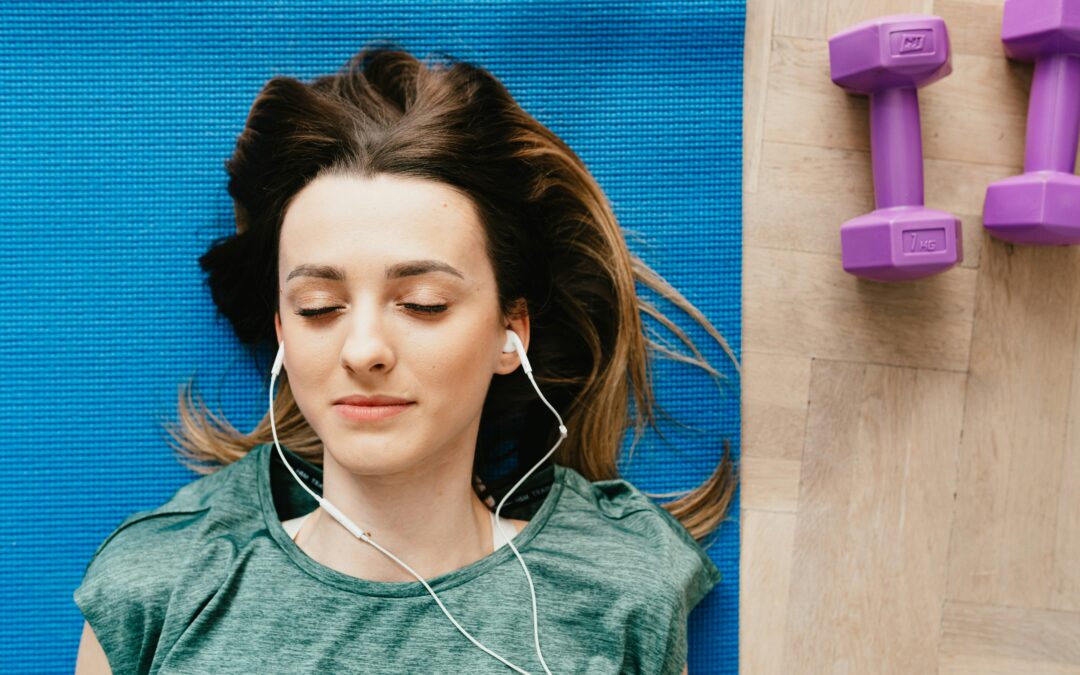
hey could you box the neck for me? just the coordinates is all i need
[294,445,494,583]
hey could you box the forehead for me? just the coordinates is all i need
[278,173,489,275]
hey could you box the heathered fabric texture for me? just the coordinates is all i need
[74,443,722,674]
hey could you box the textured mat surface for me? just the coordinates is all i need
[0,1,743,671]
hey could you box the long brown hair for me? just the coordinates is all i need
[162,43,740,543]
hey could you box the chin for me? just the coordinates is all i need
[324,439,423,474]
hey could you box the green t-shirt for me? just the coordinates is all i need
[74,443,722,674]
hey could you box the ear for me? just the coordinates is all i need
[496,298,530,375]
[274,310,283,344]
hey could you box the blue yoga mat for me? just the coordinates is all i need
[0,1,743,671]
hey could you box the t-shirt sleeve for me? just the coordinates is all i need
[632,501,724,675]
[73,511,185,675]
[650,500,723,611]
[582,473,725,673]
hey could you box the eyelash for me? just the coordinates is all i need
[295,303,448,319]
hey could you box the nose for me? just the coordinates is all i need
[339,298,397,374]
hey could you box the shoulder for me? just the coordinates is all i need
[72,449,262,674]
[79,450,257,568]
[75,448,261,581]
[555,464,722,606]
[551,465,722,674]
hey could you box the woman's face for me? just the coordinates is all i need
[274,172,529,477]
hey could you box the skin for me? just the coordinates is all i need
[76,172,693,672]
[74,620,111,674]
[273,172,530,583]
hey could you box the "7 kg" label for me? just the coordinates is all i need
[904,227,946,254]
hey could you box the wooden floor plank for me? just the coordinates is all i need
[781,359,965,672]
[740,509,797,674]
[744,245,976,372]
[743,0,774,194]
[742,349,811,461]
[946,241,1080,608]
[939,601,1080,670]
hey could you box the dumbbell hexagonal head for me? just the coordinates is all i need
[840,207,963,282]
[830,14,952,94]
[985,173,1080,245]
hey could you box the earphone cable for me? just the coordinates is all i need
[267,335,560,674]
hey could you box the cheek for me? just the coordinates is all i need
[417,319,497,389]
[286,334,335,371]
[283,337,337,402]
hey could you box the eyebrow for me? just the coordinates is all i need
[285,259,466,284]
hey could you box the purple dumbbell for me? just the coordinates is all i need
[829,15,963,282]
[983,0,1080,245]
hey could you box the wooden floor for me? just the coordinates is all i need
[740,0,1080,672]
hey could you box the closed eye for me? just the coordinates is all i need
[402,303,448,314]
[295,306,341,318]
[294,304,448,319]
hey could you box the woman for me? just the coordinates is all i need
[74,44,738,674]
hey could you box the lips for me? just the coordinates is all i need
[334,394,413,406]
[332,395,412,421]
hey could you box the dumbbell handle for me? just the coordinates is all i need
[870,87,924,209]
[1024,54,1080,174]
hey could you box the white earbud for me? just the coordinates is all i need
[272,339,285,377]
[503,329,533,375]
[267,327,564,674]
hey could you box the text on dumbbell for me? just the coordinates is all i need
[904,228,946,253]
[890,30,934,57]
